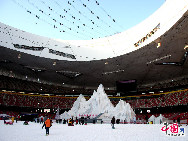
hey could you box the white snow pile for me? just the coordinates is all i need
[112,99,135,122]
[60,84,135,122]
[148,114,169,124]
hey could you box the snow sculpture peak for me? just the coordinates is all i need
[87,84,114,115]
[72,94,86,109]
[97,84,105,93]
[60,84,135,122]
[112,100,135,122]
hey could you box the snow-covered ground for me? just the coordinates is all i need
[0,120,187,141]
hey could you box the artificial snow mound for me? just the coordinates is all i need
[60,84,135,122]
[60,94,86,119]
[111,100,135,122]
[148,114,169,124]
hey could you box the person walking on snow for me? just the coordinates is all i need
[111,116,115,129]
[45,118,51,135]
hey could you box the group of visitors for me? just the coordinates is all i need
[61,117,88,126]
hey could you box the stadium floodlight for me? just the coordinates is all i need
[18,54,21,59]
[157,42,161,48]
[53,62,56,65]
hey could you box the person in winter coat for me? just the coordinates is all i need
[76,118,78,125]
[11,116,14,123]
[45,118,51,135]
[111,116,115,129]
[68,118,72,126]
[177,117,180,124]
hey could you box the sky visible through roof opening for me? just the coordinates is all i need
[0,0,165,40]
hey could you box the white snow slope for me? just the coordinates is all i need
[60,84,135,122]
[0,120,187,141]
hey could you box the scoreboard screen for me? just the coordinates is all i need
[116,80,137,94]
